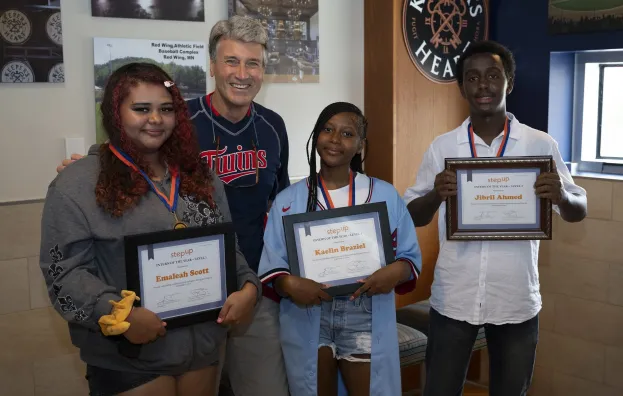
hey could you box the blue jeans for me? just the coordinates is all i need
[423,308,539,396]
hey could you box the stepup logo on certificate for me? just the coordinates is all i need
[402,0,488,84]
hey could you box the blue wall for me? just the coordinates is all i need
[547,52,574,161]
[489,0,623,135]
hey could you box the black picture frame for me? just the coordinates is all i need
[124,223,237,330]
[282,202,395,297]
[445,156,553,241]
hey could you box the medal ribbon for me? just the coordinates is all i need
[109,145,180,213]
[318,171,355,209]
[468,117,510,158]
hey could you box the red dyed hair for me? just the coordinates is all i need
[96,62,214,217]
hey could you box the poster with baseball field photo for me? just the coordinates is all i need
[93,37,207,143]
[0,0,63,83]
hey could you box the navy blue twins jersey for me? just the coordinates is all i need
[186,94,290,272]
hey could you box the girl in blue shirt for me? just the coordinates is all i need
[258,102,422,395]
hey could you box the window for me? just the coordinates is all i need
[572,51,623,175]
[596,65,623,159]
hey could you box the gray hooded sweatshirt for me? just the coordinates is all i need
[39,145,261,375]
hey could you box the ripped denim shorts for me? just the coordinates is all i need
[318,295,372,362]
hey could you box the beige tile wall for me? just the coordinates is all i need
[1,178,622,396]
[0,201,88,396]
[530,177,623,396]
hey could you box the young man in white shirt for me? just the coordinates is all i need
[404,40,587,396]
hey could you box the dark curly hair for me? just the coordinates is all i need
[305,102,368,212]
[456,40,516,87]
[96,62,214,217]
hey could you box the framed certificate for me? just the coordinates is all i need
[124,224,237,329]
[282,202,395,296]
[445,156,553,241]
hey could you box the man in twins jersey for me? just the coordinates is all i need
[58,16,290,396]
[190,15,290,396]
[186,86,289,279]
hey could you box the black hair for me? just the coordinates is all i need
[456,40,516,86]
[305,102,368,212]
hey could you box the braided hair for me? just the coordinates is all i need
[305,102,368,212]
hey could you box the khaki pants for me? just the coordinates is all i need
[217,297,289,396]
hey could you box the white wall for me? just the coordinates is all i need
[0,0,364,203]
[310,12,319,41]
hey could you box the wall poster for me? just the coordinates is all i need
[93,37,207,143]
[91,0,205,22]
[229,0,319,83]
[0,0,63,83]
[549,0,623,34]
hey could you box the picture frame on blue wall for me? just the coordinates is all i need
[548,0,623,34]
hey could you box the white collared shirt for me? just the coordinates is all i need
[403,113,586,325]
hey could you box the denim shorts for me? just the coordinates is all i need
[318,295,373,362]
[85,365,161,396]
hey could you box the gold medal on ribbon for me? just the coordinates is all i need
[173,212,187,229]
[108,145,187,231]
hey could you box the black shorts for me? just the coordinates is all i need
[85,365,160,396]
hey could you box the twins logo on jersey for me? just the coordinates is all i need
[201,145,268,184]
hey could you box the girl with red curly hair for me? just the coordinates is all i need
[39,63,260,396]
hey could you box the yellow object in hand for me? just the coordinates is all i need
[98,290,140,336]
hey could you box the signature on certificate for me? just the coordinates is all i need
[188,288,210,302]
[347,260,370,273]
[474,211,496,220]
[157,293,180,308]
[318,266,340,278]
[502,210,522,219]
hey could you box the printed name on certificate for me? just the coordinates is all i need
[138,237,222,315]
[297,218,382,283]
[460,171,537,225]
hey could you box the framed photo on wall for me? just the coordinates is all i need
[0,1,63,83]
[91,0,205,22]
[229,0,319,83]
[93,37,207,143]
[549,0,623,34]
